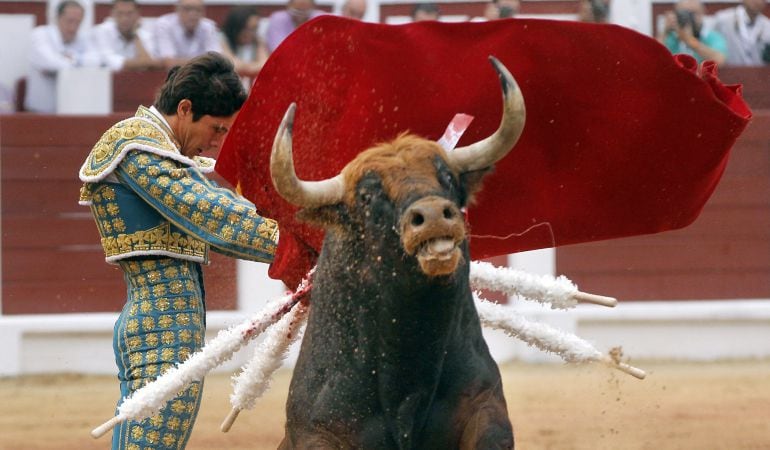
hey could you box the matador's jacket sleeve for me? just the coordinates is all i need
[78,106,278,265]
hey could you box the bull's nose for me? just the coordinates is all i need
[401,196,466,276]
[405,197,460,230]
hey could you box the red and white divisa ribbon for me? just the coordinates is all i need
[436,113,474,152]
[437,113,475,219]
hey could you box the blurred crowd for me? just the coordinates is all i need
[14,0,770,113]
[656,0,769,66]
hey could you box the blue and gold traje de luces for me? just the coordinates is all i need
[78,106,278,264]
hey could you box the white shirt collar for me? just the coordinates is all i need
[148,105,173,130]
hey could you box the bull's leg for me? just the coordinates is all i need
[458,389,513,450]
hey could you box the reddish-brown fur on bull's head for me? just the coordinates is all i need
[341,134,456,205]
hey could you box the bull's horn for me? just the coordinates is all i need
[448,56,526,172]
[270,103,345,207]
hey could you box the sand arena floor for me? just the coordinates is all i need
[1,360,769,450]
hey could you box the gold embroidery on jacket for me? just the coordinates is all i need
[82,118,176,179]
[100,223,208,260]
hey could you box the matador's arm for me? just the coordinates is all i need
[114,150,278,263]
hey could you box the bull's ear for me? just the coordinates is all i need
[460,167,494,206]
[295,204,345,228]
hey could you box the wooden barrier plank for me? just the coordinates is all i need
[2,217,99,248]
[682,206,770,238]
[558,206,770,243]
[736,111,770,141]
[1,180,83,214]
[563,270,770,301]
[112,70,167,113]
[0,115,123,147]
[558,239,770,272]
[704,176,769,206]
[718,69,770,110]
[1,147,89,180]
[2,280,127,314]
[2,249,125,282]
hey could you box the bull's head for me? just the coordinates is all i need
[270,57,525,277]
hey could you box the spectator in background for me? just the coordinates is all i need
[657,0,727,65]
[483,0,520,20]
[153,0,222,66]
[713,0,770,65]
[220,6,268,85]
[91,0,163,71]
[411,3,441,21]
[265,0,324,53]
[26,0,101,113]
[340,0,367,20]
[578,0,611,23]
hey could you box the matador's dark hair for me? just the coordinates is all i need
[154,52,247,121]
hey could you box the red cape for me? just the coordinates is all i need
[217,16,752,288]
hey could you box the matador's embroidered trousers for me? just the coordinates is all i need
[112,258,206,450]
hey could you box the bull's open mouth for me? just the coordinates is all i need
[417,237,456,259]
[416,237,461,276]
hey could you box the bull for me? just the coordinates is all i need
[270,56,525,449]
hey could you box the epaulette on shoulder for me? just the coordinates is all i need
[79,116,192,182]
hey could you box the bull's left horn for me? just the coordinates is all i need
[270,103,345,207]
[448,56,526,172]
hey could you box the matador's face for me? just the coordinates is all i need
[178,114,236,158]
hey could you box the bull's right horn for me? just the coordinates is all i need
[448,56,526,173]
[270,103,345,208]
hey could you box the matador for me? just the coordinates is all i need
[78,53,278,449]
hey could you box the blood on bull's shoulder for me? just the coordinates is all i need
[270,56,525,450]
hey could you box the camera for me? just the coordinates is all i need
[498,5,514,18]
[675,9,700,38]
[590,0,610,22]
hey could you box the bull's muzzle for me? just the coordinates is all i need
[400,196,466,276]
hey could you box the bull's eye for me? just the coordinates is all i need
[359,191,372,205]
[443,207,454,220]
[411,213,425,227]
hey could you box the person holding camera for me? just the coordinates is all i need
[412,3,441,21]
[578,0,611,23]
[657,0,727,65]
[482,0,520,20]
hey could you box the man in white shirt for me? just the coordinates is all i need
[25,0,101,113]
[91,0,163,71]
[153,0,222,66]
[713,0,770,65]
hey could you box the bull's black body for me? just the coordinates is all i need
[280,167,512,449]
[273,57,523,449]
